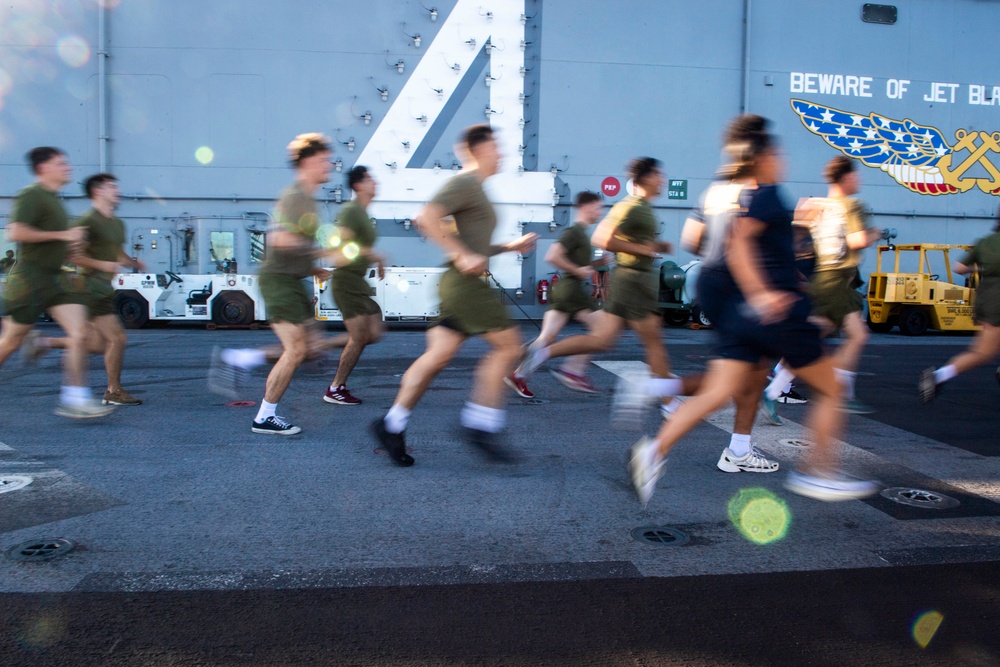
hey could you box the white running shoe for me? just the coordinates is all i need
[629,436,665,505]
[208,346,246,399]
[613,369,653,430]
[514,348,547,379]
[54,400,115,419]
[784,469,878,502]
[717,446,780,473]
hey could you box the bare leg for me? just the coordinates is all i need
[394,326,465,410]
[263,321,309,404]
[787,355,845,475]
[832,311,869,374]
[943,324,1000,375]
[561,309,601,375]
[47,304,91,388]
[0,317,33,367]
[90,315,128,392]
[530,310,571,350]
[471,326,523,408]
[733,365,770,435]
[545,310,624,359]
[331,313,383,387]
[653,359,752,457]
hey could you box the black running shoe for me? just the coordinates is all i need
[370,418,415,467]
[777,387,809,404]
[918,367,939,404]
[464,427,519,463]
[251,415,302,435]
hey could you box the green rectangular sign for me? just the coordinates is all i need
[667,179,687,200]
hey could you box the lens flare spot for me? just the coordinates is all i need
[18,613,68,648]
[314,224,336,249]
[56,34,90,67]
[195,146,214,165]
[342,241,360,261]
[397,280,411,293]
[912,610,943,649]
[326,230,343,249]
[728,487,790,545]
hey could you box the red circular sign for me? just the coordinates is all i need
[601,176,621,197]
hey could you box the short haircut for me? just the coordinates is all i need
[287,133,332,167]
[626,157,661,184]
[574,190,602,207]
[823,155,856,184]
[83,173,117,199]
[347,165,370,191]
[27,147,65,175]
[461,124,494,152]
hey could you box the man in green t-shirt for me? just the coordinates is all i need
[0,147,113,418]
[209,133,340,436]
[25,173,146,406]
[370,124,538,466]
[323,165,385,406]
[765,156,881,414]
[506,190,606,398]
[513,157,699,422]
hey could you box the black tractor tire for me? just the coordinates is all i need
[866,318,894,334]
[664,309,691,326]
[115,291,149,329]
[212,291,255,326]
[898,307,930,336]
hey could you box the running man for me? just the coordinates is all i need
[370,124,538,466]
[505,190,606,397]
[628,116,877,504]
[0,147,113,418]
[24,173,146,406]
[919,209,1000,401]
[513,157,699,419]
[323,165,385,406]
[210,133,339,435]
[766,156,880,413]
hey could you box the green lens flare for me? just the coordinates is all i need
[728,487,791,545]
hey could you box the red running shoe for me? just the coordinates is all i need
[503,373,535,398]
[324,384,362,405]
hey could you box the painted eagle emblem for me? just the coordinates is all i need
[790,99,1000,196]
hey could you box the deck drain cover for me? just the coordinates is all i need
[778,438,813,448]
[0,475,32,494]
[631,526,690,547]
[880,487,960,510]
[6,538,77,562]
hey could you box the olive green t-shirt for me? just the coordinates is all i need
[811,196,869,271]
[558,223,593,280]
[429,171,497,257]
[335,200,377,277]
[261,181,320,278]
[9,183,69,273]
[961,231,1000,278]
[605,195,656,272]
[77,208,125,280]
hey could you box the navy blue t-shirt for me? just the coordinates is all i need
[739,185,797,291]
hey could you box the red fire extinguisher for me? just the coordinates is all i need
[537,278,549,304]
[550,273,559,289]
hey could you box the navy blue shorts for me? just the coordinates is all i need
[698,267,824,369]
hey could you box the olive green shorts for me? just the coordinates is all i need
[550,277,595,316]
[974,277,1000,326]
[260,272,313,324]
[2,269,87,325]
[85,274,117,318]
[434,265,510,336]
[603,267,659,321]
[809,268,864,329]
[331,269,380,320]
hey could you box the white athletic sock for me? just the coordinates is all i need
[60,385,91,407]
[329,382,344,392]
[729,433,752,457]
[255,400,277,423]
[384,404,411,434]
[766,367,796,400]
[933,365,958,385]
[836,369,857,400]
[222,348,267,370]
[661,399,680,416]
[521,347,550,376]
[460,402,506,433]
[643,377,684,397]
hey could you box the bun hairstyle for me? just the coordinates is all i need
[718,114,775,180]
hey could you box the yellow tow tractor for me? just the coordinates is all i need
[866,236,980,336]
